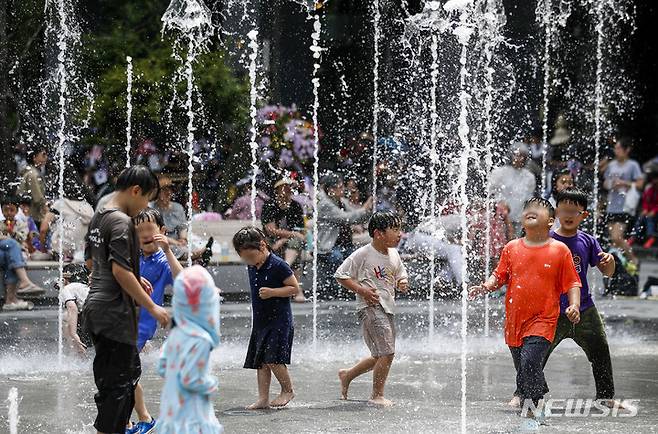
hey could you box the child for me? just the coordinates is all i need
[1,194,29,249]
[469,197,582,414]
[1,195,45,311]
[156,265,223,434]
[536,188,620,407]
[127,208,184,434]
[17,194,44,257]
[81,165,170,434]
[547,169,574,230]
[630,172,658,248]
[232,226,299,410]
[547,169,574,208]
[335,211,408,407]
[59,263,92,355]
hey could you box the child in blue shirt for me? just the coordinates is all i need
[128,208,183,434]
[232,226,300,410]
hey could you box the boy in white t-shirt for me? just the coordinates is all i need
[334,211,408,406]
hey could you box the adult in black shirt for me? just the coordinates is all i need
[261,177,306,302]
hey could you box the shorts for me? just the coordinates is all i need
[271,238,304,268]
[606,213,633,225]
[359,304,396,357]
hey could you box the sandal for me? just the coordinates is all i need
[3,300,34,311]
[17,283,46,295]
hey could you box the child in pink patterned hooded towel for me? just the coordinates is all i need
[156,265,223,434]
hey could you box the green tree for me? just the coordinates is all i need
[0,0,47,182]
[83,0,249,157]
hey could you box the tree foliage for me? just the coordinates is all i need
[1,0,249,167]
[82,0,249,156]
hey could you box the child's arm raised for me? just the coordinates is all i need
[153,233,184,278]
[112,262,170,327]
[336,277,379,305]
[564,286,581,324]
[259,274,299,299]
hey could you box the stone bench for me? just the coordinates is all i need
[190,219,260,263]
[0,223,461,302]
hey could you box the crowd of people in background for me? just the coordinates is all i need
[2,127,657,310]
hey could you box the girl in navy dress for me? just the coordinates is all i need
[232,226,300,409]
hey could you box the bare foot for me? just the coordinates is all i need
[368,396,394,407]
[508,396,521,408]
[246,399,270,410]
[338,369,351,400]
[270,390,295,407]
[600,399,633,410]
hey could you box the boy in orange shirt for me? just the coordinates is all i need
[469,197,582,412]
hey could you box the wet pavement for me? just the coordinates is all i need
[1,298,657,433]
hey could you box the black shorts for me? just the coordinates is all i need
[606,213,633,225]
[91,334,141,433]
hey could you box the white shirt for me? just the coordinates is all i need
[334,244,408,314]
[489,165,536,223]
[59,283,90,311]
[51,198,94,256]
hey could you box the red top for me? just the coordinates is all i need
[493,238,582,347]
[642,185,658,214]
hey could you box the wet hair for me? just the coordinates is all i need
[63,263,89,284]
[555,187,588,210]
[616,136,633,151]
[133,207,165,228]
[0,194,19,208]
[232,226,270,253]
[550,169,573,198]
[523,196,555,219]
[368,211,402,237]
[115,165,160,199]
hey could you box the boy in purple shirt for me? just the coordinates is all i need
[509,188,621,408]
